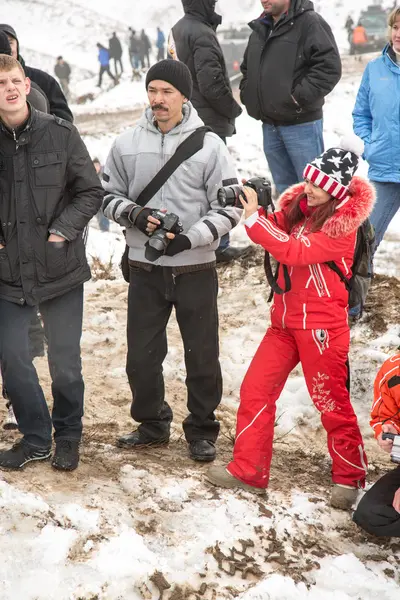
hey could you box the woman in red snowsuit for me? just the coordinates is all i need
[207,138,375,509]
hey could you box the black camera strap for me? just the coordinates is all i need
[135,126,212,207]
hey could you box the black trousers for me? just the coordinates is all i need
[0,286,84,448]
[113,57,123,76]
[353,467,400,537]
[98,65,116,86]
[126,265,222,442]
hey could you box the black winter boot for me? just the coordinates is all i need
[189,440,216,462]
[0,440,51,469]
[117,430,169,449]
[52,440,80,471]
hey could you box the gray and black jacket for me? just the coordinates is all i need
[103,102,241,267]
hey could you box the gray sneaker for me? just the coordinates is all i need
[206,465,267,495]
[330,484,358,510]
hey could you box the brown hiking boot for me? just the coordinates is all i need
[330,484,358,510]
[206,465,267,495]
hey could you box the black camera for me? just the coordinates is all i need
[217,177,273,210]
[382,432,400,464]
[145,209,183,262]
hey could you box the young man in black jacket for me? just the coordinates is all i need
[0,23,73,122]
[169,0,249,263]
[240,0,341,194]
[0,55,103,471]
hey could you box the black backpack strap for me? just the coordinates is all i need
[264,253,292,298]
[326,260,351,291]
[135,126,211,207]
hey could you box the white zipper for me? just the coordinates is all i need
[311,265,325,296]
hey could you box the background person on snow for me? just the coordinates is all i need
[353,7,400,253]
[239,0,341,195]
[207,137,375,510]
[108,32,123,78]
[156,27,166,61]
[102,60,241,463]
[353,353,400,537]
[0,23,72,122]
[169,0,248,264]
[0,55,103,471]
[54,56,71,101]
[140,29,151,69]
[96,42,117,88]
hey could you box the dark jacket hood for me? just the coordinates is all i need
[0,31,11,55]
[182,0,222,27]
[0,24,21,59]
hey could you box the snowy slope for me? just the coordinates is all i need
[3,0,397,75]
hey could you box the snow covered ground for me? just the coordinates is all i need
[1,1,400,598]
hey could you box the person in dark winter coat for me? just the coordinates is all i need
[140,29,151,68]
[0,55,103,471]
[54,56,71,101]
[0,30,49,113]
[169,0,248,263]
[129,30,141,70]
[353,354,400,537]
[102,60,241,462]
[109,32,123,77]
[97,43,117,87]
[156,27,166,60]
[207,136,375,511]
[169,0,242,139]
[0,23,73,122]
[240,0,341,195]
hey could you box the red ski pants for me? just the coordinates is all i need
[227,325,367,489]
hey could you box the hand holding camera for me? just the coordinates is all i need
[381,426,400,464]
[217,176,273,216]
[144,209,184,262]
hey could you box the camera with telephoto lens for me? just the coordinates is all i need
[144,209,183,262]
[382,432,400,464]
[217,177,273,210]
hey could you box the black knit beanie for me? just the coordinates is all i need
[146,60,193,100]
[0,31,11,55]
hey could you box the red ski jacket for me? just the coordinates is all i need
[245,177,375,329]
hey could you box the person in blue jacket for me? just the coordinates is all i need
[96,43,117,87]
[353,7,400,251]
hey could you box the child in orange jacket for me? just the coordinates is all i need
[353,353,400,536]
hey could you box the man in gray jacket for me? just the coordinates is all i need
[103,60,241,462]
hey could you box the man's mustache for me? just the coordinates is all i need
[152,104,168,111]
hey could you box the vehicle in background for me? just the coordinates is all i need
[350,4,388,55]
[217,26,249,81]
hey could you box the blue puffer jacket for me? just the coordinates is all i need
[353,45,400,183]
[98,47,110,67]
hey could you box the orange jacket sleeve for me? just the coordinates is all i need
[370,354,400,438]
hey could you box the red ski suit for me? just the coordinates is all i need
[228,177,375,489]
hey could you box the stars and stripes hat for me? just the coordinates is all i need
[303,135,364,202]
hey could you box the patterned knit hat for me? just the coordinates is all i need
[303,135,364,202]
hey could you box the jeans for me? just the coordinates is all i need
[353,466,400,537]
[96,210,110,232]
[126,265,222,442]
[130,53,140,69]
[0,286,84,448]
[369,182,400,250]
[262,119,324,194]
